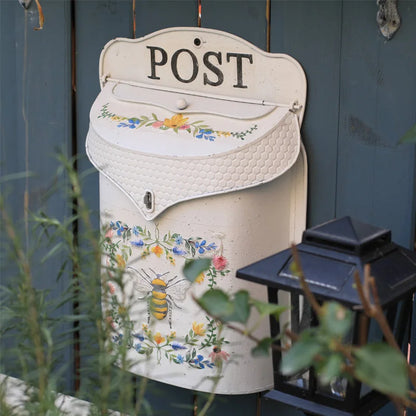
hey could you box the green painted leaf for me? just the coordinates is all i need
[225,290,250,324]
[320,301,352,338]
[252,337,272,357]
[399,123,416,144]
[183,258,211,282]
[353,343,408,398]
[280,336,324,376]
[197,289,234,318]
[251,299,288,321]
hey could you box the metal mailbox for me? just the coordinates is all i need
[86,27,307,394]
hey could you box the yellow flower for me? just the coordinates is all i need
[195,272,205,284]
[192,321,206,336]
[170,331,176,338]
[116,254,126,269]
[142,323,148,330]
[163,114,189,129]
[151,245,163,258]
[154,332,165,345]
[217,131,231,137]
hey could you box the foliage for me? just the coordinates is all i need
[1,160,415,415]
[185,258,416,414]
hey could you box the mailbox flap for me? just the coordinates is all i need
[86,27,306,221]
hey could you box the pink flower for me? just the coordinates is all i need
[208,346,230,363]
[105,229,113,239]
[152,121,164,128]
[107,282,116,294]
[179,124,190,130]
[213,255,228,271]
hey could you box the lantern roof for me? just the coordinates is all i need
[237,217,416,307]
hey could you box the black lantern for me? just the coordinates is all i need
[236,217,416,416]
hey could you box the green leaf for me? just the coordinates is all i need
[317,353,344,385]
[399,123,416,144]
[225,290,250,324]
[251,299,288,321]
[252,337,273,357]
[353,343,408,398]
[197,289,234,318]
[183,258,211,282]
[320,302,352,338]
[280,335,324,376]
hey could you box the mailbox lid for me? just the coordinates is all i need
[89,80,294,157]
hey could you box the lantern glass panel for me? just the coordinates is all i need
[315,311,356,401]
[278,290,313,390]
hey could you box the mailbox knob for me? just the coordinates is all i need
[176,98,188,110]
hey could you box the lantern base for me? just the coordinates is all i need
[264,389,389,416]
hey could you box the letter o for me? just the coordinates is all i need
[171,49,198,83]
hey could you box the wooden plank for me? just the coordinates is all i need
[135,0,198,37]
[270,0,343,227]
[75,0,132,225]
[0,0,73,391]
[336,0,416,248]
[193,2,269,414]
[75,0,199,410]
[202,0,268,49]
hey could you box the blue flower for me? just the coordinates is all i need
[173,246,187,255]
[171,342,187,350]
[176,354,184,364]
[128,119,140,129]
[205,242,217,251]
[193,354,206,368]
[175,236,183,245]
[132,226,140,236]
[112,333,123,345]
[131,240,144,247]
[112,221,125,236]
[134,343,142,352]
[133,332,145,341]
[196,129,215,141]
[195,240,206,254]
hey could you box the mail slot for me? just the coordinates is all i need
[86,27,307,394]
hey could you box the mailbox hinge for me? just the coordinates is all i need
[290,100,303,113]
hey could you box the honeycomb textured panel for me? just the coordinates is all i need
[86,111,300,220]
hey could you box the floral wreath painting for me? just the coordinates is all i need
[98,103,258,141]
[103,221,231,370]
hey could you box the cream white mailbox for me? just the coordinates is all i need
[86,27,307,395]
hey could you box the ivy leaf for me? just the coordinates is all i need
[251,299,288,321]
[320,302,352,338]
[183,258,211,282]
[353,343,408,398]
[316,353,344,385]
[280,333,324,376]
[252,337,273,357]
[225,290,250,324]
[197,289,234,318]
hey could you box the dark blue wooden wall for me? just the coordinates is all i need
[1,0,415,415]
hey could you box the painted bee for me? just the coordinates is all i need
[128,267,191,328]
